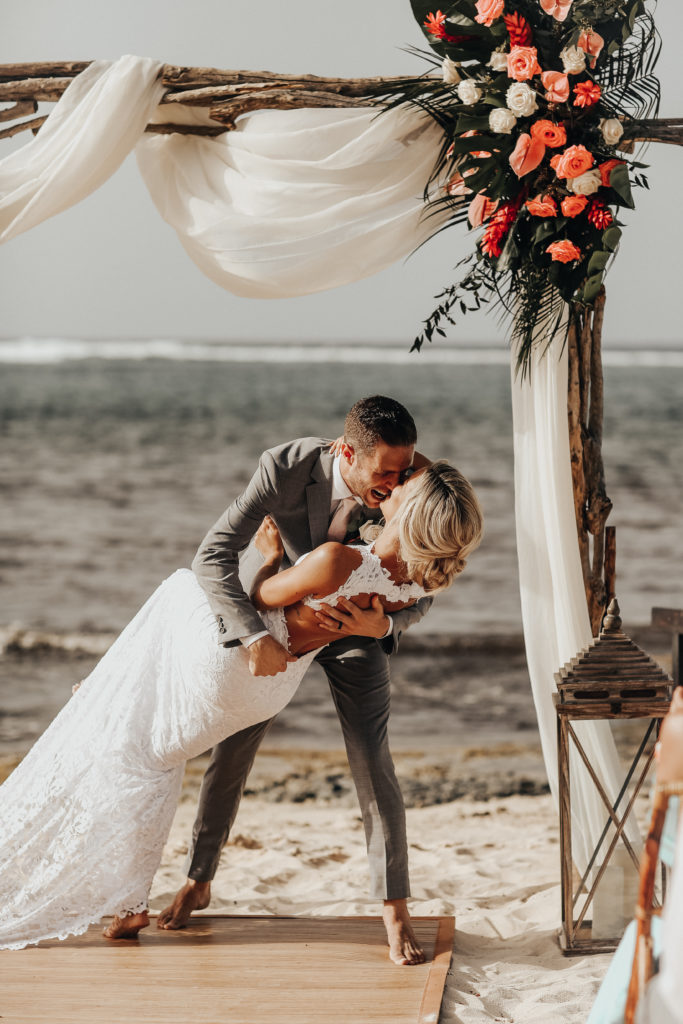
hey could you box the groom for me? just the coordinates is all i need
[158,395,432,964]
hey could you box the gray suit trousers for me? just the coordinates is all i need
[183,634,409,901]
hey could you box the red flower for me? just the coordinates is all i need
[573,81,602,108]
[480,197,522,259]
[423,9,471,44]
[586,200,614,229]
[424,10,447,37]
[503,11,533,46]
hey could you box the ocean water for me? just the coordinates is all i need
[1,340,681,750]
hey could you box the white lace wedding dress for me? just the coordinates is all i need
[0,546,426,950]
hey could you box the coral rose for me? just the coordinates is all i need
[577,29,604,68]
[525,194,558,217]
[530,120,567,148]
[468,193,499,227]
[541,71,570,103]
[507,45,541,82]
[509,132,546,177]
[573,81,601,108]
[546,240,582,263]
[550,144,594,180]
[475,0,505,26]
[561,194,588,217]
[599,158,623,187]
[540,0,573,22]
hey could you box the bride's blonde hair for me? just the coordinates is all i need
[397,461,483,593]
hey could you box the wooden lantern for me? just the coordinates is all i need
[554,599,673,954]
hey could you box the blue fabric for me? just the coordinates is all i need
[586,918,662,1024]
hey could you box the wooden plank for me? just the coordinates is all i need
[651,608,683,631]
[0,915,452,1024]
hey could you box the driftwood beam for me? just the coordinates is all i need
[0,115,47,141]
[0,100,37,123]
[161,64,413,89]
[0,78,73,102]
[209,90,366,128]
[0,61,91,81]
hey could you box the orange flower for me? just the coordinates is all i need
[551,144,594,180]
[573,81,602,108]
[468,192,499,227]
[577,29,604,68]
[424,10,447,37]
[475,0,504,27]
[541,71,570,103]
[503,11,533,46]
[526,194,558,217]
[509,132,546,177]
[561,194,588,217]
[507,45,541,82]
[586,199,614,229]
[530,120,567,148]
[598,158,623,187]
[480,198,522,258]
[546,240,582,263]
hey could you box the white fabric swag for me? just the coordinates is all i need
[0,55,633,870]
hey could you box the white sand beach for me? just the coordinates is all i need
[150,766,611,1024]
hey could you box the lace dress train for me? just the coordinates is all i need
[0,570,315,950]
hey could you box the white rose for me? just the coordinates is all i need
[505,81,538,117]
[488,50,509,72]
[600,117,624,146]
[560,45,587,75]
[457,79,483,105]
[442,56,462,85]
[489,107,517,134]
[567,169,602,195]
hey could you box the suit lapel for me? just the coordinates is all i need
[306,448,334,549]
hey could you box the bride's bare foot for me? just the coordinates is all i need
[103,910,150,940]
[157,879,211,929]
[383,898,426,966]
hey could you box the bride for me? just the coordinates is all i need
[0,460,482,950]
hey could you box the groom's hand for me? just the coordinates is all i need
[248,635,298,677]
[314,595,390,640]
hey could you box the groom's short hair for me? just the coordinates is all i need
[344,396,417,454]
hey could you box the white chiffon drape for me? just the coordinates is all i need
[0,55,638,871]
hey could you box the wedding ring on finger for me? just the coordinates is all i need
[336,620,342,629]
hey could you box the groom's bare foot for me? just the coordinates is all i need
[157,880,211,929]
[103,910,150,939]
[383,899,426,966]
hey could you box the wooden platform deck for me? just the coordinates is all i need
[1,914,454,1024]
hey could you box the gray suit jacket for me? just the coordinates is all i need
[192,436,432,653]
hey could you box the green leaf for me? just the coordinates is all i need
[608,163,635,208]
[587,250,611,275]
[455,114,492,133]
[602,225,622,251]
[581,273,604,304]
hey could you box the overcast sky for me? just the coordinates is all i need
[2,0,681,345]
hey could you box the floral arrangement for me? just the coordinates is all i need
[388,0,660,367]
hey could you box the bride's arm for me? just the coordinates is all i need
[250,518,360,611]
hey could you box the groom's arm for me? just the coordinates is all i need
[380,597,432,655]
[192,449,282,644]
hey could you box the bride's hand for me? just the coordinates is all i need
[254,516,284,565]
[327,436,344,457]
